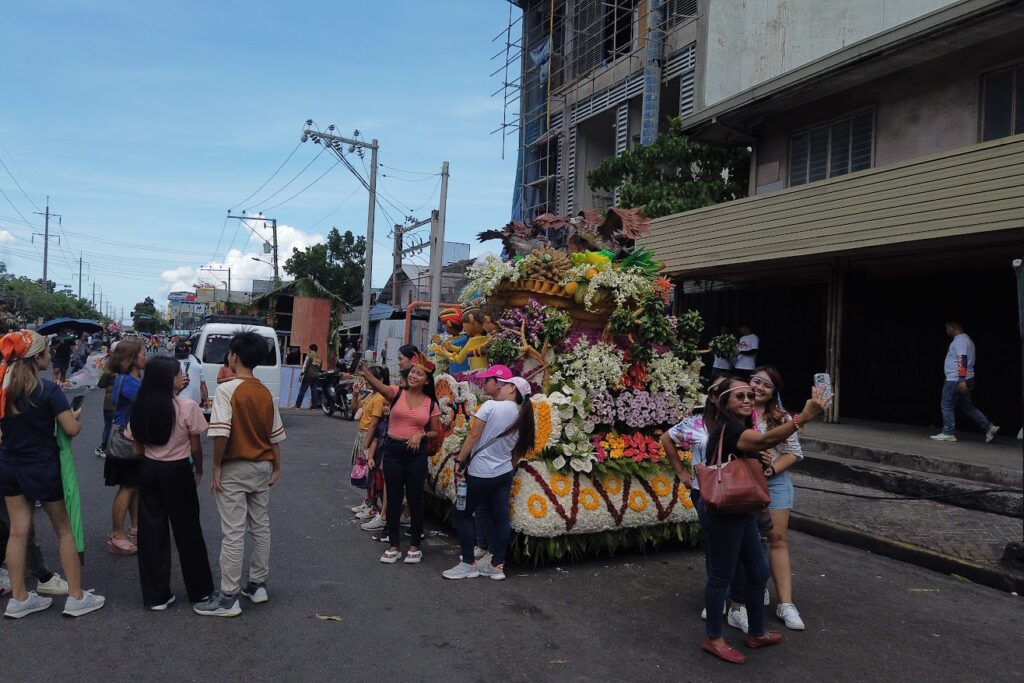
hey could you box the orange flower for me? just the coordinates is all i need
[678,487,693,508]
[527,399,553,459]
[603,476,623,496]
[579,487,600,511]
[550,473,571,497]
[511,478,522,497]
[628,490,648,512]
[651,475,672,497]
[527,494,548,518]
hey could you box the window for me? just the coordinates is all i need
[789,111,874,187]
[664,0,699,29]
[981,64,1024,141]
[201,334,277,367]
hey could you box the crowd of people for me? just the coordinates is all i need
[0,329,284,619]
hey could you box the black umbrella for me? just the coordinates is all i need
[37,318,104,335]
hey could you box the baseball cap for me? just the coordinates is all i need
[497,376,532,397]
[477,364,513,380]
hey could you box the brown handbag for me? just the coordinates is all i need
[694,426,770,514]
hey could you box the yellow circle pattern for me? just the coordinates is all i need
[527,494,548,518]
[629,490,648,513]
[550,473,571,497]
[652,475,672,497]
[579,488,600,511]
[603,476,623,496]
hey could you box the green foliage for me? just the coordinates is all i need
[131,296,169,333]
[709,333,738,360]
[486,333,520,366]
[674,309,703,364]
[283,228,366,305]
[508,521,702,565]
[0,267,106,330]
[540,308,571,346]
[587,117,750,218]
[609,307,634,335]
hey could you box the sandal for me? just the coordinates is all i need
[107,536,138,555]
[403,550,422,564]
[379,549,402,564]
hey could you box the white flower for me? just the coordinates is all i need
[554,341,625,393]
[648,353,702,400]
[551,455,567,470]
[459,256,520,303]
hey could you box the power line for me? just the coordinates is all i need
[308,186,362,229]
[208,213,230,263]
[61,230,213,256]
[0,155,41,211]
[230,141,302,211]
[378,162,437,176]
[245,147,326,211]
[260,159,340,213]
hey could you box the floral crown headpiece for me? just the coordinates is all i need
[411,352,435,374]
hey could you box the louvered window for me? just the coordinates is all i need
[789,111,874,187]
[664,0,699,29]
[981,64,1024,141]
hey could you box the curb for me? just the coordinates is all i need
[790,513,1024,594]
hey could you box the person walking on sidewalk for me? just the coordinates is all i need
[0,330,105,618]
[126,357,214,611]
[698,378,830,664]
[294,344,322,410]
[195,333,286,618]
[750,366,805,631]
[444,375,534,581]
[930,319,998,443]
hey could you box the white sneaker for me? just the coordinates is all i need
[4,591,52,618]
[777,602,805,630]
[149,595,176,611]
[62,589,106,617]
[400,514,411,527]
[37,573,69,596]
[0,568,10,597]
[473,546,488,561]
[986,425,1000,443]
[477,562,506,581]
[351,503,369,514]
[442,561,479,580]
[700,603,727,620]
[764,588,770,606]
[727,605,749,634]
[360,516,386,531]
[929,433,957,442]
[355,509,374,520]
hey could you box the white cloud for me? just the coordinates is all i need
[0,230,15,244]
[160,224,325,293]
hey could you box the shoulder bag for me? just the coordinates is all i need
[694,427,769,514]
[105,375,139,460]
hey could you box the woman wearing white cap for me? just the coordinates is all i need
[444,376,534,581]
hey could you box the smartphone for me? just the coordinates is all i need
[814,372,834,400]
[70,395,85,411]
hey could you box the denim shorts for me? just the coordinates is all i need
[767,470,794,510]
[0,457,64,503]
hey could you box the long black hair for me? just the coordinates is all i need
[129,356,179,446]
[398,344,420,361]
[501,388,536,461]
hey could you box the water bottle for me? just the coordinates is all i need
[455,481,467,511]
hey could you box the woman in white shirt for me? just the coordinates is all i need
[444,376,535,582]
[749,366,805,631]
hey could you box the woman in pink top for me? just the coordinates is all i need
[127,357,214,610]
[358,352,440,565]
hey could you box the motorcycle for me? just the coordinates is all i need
[320,369,354,419]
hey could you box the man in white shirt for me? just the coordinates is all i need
[175,342,208,408]
[930,320,998,443]
[733,325,759,380]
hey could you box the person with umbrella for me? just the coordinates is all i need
[0,330,105,618]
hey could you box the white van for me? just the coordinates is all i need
[190,322,281,409]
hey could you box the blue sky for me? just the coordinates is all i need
[0,0,519,322]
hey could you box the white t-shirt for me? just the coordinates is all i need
[667,414,708,491]
[467,399,520,478]
[944,333,975,381]
[712,355,732,370]
[734,334,759,370]
[177,355,205,404]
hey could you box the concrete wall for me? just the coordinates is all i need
[751,30,1024,194]
[702,0,957,107]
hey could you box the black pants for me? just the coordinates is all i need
[138,458,214,607]
[295,376,321,408]
[381,437,427,548]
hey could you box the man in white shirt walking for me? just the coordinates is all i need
[733,325,759,380]
[930,319,998,443]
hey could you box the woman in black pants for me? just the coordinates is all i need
[126,357,214,610]
[358,353,440,565]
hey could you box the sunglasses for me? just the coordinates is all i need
[731,392,756,402]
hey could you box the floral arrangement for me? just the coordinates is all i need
[459,256,520,303]
[107,322,122,333]
[552,340,625,393]
[709,333,738,360]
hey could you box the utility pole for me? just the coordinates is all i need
[427,161,450,335]
[32,197,61,285]
[301,123,379,352]
[91,281,96,306]
[228,213,279,285]
[393,217,431,307]
[77,254,86,299]
[202,267,231,301]
[392,224,403,305]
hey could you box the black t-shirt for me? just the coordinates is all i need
[53,340,72,362]
[705,419,756,465]
[0,380,71,463]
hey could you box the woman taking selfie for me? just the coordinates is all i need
[0,330,105,618]
[444,375,534,581]
[105,339,147,554]
[699,378,829,664]
[358,351,440,565]
[126,357,214,611]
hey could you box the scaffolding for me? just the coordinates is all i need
[492,0,699,221]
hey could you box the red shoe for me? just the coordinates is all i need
[702,638,747,664]
[745,631,783,649]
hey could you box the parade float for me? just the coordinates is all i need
[424,208,706,562]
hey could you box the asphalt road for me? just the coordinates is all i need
[2,387,1022,682]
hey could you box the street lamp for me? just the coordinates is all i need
[251,257,273,267]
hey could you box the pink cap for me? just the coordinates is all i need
[477,364,513,380]
[498,376,532,397]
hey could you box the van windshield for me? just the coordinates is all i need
[202,334,278,367]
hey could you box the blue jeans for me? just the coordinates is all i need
[455,471,514,566]
[100,409,114,450]
[941,379,992,435]
[702,507,770,639]
[295,376,322,408]
[691,489,746,606]
[474,505,491,551]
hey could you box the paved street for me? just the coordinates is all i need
[3,387,1023,682]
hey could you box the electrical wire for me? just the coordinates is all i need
[62,230,213,256]
[379,162,437,176]
[0,185,36,230]
[208,213,230,263]
[245,147,326,211]
[260,159,341,213]
[308,186,362,230]
[230,141,303,211]
[0,155,41,211]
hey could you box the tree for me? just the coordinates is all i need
[131,296,168,333]
[586,117,751,219]
[283,228,366,305]
[0,263,106,330]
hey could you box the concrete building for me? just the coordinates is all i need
[635,0,1024,430]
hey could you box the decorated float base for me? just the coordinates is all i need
[427,453,701,564]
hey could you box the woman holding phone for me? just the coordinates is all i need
[699,377,829,664]
[0,330,105,618]
[126,357,214,610]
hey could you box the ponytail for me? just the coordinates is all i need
[502,389,535,461]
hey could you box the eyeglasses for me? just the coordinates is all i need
[732,392,756,402]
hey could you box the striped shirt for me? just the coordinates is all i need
[208,377,286,462]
